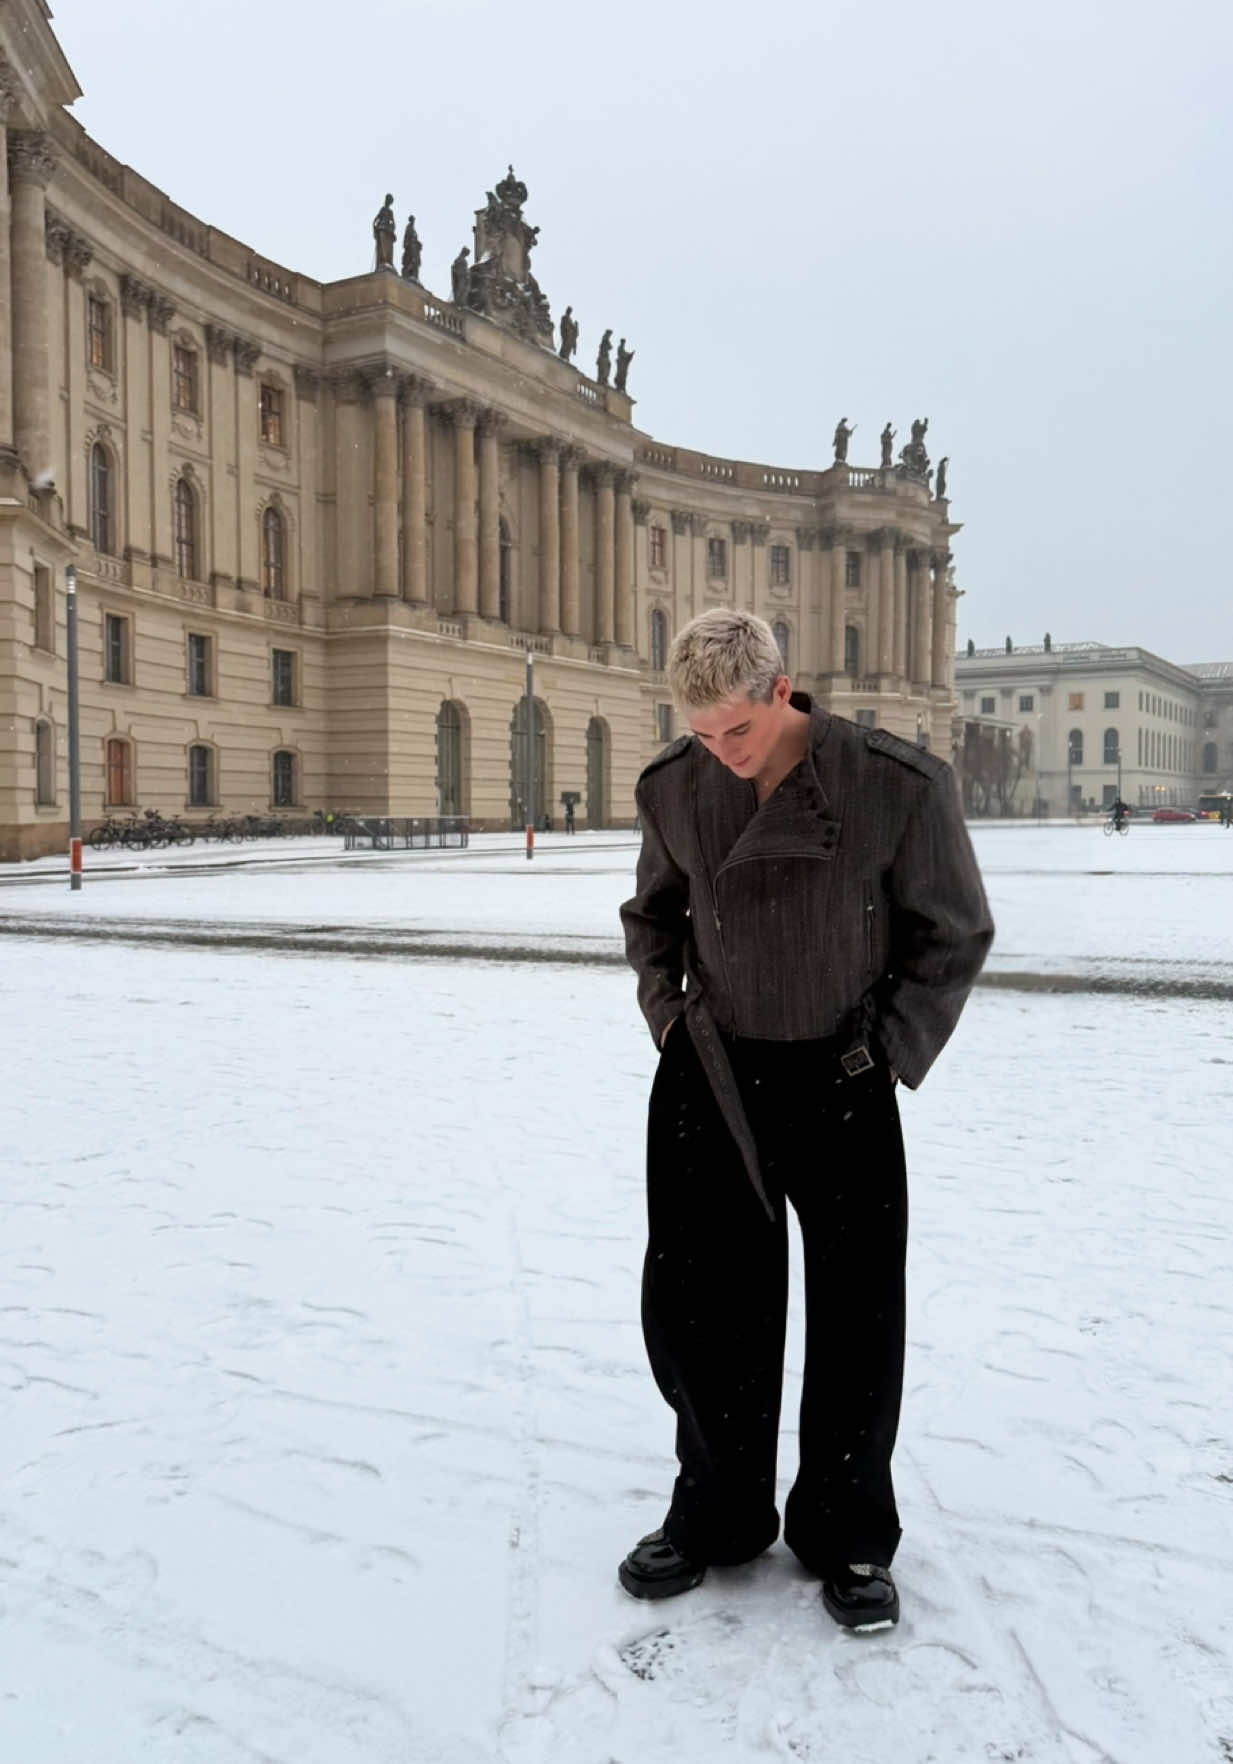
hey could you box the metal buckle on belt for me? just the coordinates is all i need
[840,1043,876,1078]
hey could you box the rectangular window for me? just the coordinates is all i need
[272,648,296,707]
[854,708,876,729]
[34,565,54,652]
[259,383,284,446]
[1104,690,1119,709]
[980,696,996,715]
[649,525,666,570]
[272,751,296,807]
[87,296,111,372]
[173,345,199,413]
[187,631,212,697]
[769,544,791,587]
[845,551,862,588]
[188,745,213,807]
[104,612,129,684]
[706,536,727,578]
[1018,694,1034,713]
[1068,692,1085,711]
[656,704,674,744]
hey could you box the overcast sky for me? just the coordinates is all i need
[50,0,1233,663]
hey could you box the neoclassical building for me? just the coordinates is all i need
[0,2,962,860]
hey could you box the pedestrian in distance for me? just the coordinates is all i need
[564,797,576,835]
[618,609,993,1632]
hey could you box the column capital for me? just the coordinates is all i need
[558,443,586,472]
[670,509,692,536]
[730,519,751,544]
[329,366,368,403]
[868,525,896,550]
[591,461,617,489]
[66,233,94,278]
[293,364,320,403]
[400,372,437,407]
[631,498,650,526]
[120,273,154,321]
[795,525,819,550]
[204,323,233,366]
[530,434,563,464]
[0,54,24,123]
[233,336,260,377]
[615,467,639,496]
[149,295,177,335]
[930,547,952,571]
[8,130,56,187]
[440,397,483,429]
[44,215,72,266]
[476,407,508,436]
[750,521,769,547]
[363,361,403,399]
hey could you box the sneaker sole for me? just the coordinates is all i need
[617,1561,706,1601]
[821,1589,900,1631]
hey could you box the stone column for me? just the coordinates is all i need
[911,551,932,685]
[559,446,582,637]
[892,535,908,679]
[332,368,367,597]
[0,69,16,462]
[797,526,822,673]
[8,131,55,479]
[614,469,637,647]
[370,364,400,597]
[594,463,616,644]
[234,337,260,589]
[536,438,561,634]
[149,296,177,570]
[400,375,432,603]
[930,550,951,688]
[123,278,155,564]
[477,409,505,620]
[824,531,846,678]
[445,400,479,615]
[62,235,93,531]
[293,367,320,610]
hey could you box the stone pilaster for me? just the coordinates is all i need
[870,528,895,677]
[477,409,505,620]
[535,439,561,634]
[911,551,932,685]
[399,375,432,603]
[559,446,582,637]
[293,367,320,609]
[593,463,616,644]
[443,400,480,616]
[614,469,637,647]
[234,339,260,589]
[930,550,951,688]
[368,364,401,598]
[332,369,368,598]
[0,58,21,460]
[892,534,908,680]
[8,130,55,479]
[822,529,847,679]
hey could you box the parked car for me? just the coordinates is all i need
[1152,806,1197,823]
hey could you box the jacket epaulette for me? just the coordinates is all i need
[864,727,949,781]
[638,733,693,783]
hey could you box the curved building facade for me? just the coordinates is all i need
[1,3,962,858]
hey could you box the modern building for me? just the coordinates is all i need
[954,640,1229,814]
[1,3,963,860]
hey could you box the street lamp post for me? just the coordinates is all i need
[524,650,534,861]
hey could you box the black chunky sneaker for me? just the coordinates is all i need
[821,1563,899,1631]
[618,1527,707,1601]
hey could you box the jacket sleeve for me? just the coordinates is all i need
[875,769,994,1089]
[619,780,690,1050]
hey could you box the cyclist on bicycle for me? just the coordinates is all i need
[1111,796,1129,833]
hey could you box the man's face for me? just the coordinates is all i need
[687,678,790,779]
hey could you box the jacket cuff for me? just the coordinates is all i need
[648,1000,685,1050]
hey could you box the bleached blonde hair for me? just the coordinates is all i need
[667,608,785,709]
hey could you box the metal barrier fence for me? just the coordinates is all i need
[342,816,470,851]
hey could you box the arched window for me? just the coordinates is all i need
[1202,742,1219,773]
[90,443,113,554]
[105,737,133,806]
[1103,727,1119,765]
[261,506,285,599]
[498,518,511,624]
[436,702,464,817]
[272,749,296,808]
[1068,728,1084,766]
[188,743,213,807]
[174,477,198,580]
[649,607,667,672]
[844,624,860,677]
[772,620,790,672]
[35,719,54,805]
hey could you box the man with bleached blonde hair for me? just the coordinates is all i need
[618,607,992,1631]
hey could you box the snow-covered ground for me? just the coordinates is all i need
[3,827,1232,1762]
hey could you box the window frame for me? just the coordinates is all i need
[706,535,727,579]
[172,342,200,415]
[261,505,286,599]
[1018,694,1034,713]
[186,630,213,698]
[272,749,297,808]
[259,382,285,448]
[86,294,114,375]
[90,442,114,555]
[271,647,297,708]
[174,476,199,580]
[104,611,131,685]
[649,524,667,571]
[980,695,996,716]
[105,736,134,807]
[769,544,791,587]
[35,718,55,806]
[188,743,214,808]
[844,551,862,588]
[33,564,54,653]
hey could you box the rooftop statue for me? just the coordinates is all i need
[935,456,949,500]
[401,216,422,283]
[880,423,895,468]
[451,247,471,306]
[596,328,613,387]
[615,338,634,394]
[559,305,579,362]
[832,417,853,464]
[372,193,396,271]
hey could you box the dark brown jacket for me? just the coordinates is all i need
[621,696,993,1093]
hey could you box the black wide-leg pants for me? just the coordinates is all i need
[641,1023,908,1576]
